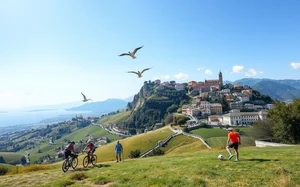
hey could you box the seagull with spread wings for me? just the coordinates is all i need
[81,92,92,102]
[119,46,143,59]
[127,68,152,78]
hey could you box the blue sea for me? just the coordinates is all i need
[0,109,91,127]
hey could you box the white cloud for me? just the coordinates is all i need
[205,69,213,75]
[244,68,258,77]
[152,75,170,81]
[174,73,189,80]
[162,75,170,80]
[232,65,244,73]
[291,62,300,69]
[197,67,204,71]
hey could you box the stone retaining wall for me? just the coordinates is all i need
[255,140,294,147]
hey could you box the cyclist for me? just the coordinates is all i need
[83,139,96,161]
[64,141,75,163]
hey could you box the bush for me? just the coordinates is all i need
[152,148,165,156]
[70,172,88,180]
[91,176,110,185]
[183,127,189,133]
[164,114,174,124]
[129,149,141,158]
[0,167,9,175]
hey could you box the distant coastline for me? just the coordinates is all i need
[25,109,56,112]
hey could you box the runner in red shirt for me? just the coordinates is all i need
[226,128,241,161]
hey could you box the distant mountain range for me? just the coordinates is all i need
[66,99,127,113]
[225,78,300,101]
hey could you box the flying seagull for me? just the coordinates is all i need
[127,68,152,78]
[119,46,143,59]
[81,92,92,102]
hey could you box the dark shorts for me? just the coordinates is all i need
[64,150,73,159]
[116,151,122,155]
[228,142,239,150]
[88,148,95,154]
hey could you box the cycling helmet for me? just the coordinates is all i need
[71,141,75,144]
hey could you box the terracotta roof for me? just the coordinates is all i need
[205,80,219,83]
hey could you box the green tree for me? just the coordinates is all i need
[250,119,274,140]
[164,114,174,124]
[178,118,188,126]
[0,156,5,163]
[183,126,189,133]
[268,99,300,144]
[20,156,27,165]
[167,104,178,113]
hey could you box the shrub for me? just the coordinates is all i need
[70,172,88,180]
[91,176,110,185]
[152,148,165,156]
[53,180,75,187]
[0,167,9,175]
[129,149,141,158]
[183,127,189,133]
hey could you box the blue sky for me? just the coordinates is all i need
[0,0,300,109]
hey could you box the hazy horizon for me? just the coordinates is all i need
[1,0,299,109]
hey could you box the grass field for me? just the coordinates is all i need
[0,146,299,186]
[206,136,255,148]
[161,134,207,155]
[93,126,174,162]
[190,127,255,148]
[97,111,131,126]
[0,152,23,165]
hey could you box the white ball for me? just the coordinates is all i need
[218,154,224,160]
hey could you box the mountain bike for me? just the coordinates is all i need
[62,153,78,172]
[83,149,97,168]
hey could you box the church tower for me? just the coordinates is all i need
[219,71,223,89]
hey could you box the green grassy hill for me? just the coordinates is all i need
[93,126,174,162]
[190,127,255,148]
[161,134,207,155]
[1,146,299,186]
[17,124,122,164]
[97,111,131,126]
[0,152,23,165]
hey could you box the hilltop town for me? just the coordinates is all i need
[129,71,273,130]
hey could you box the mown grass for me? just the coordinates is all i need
[97,111,131,126]
[190,127,255,148]
[190,128,228,139]
[1,146,299,187]
[207,136,255,148]
[161,134,207,155]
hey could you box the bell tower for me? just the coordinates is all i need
[219,71,223,89]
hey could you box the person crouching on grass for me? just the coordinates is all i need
[226,127,241,161]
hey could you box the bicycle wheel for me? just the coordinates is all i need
[91,155,97,166]
[71,157,78,170]
[62,160,69,172]
[83,156,89,168]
